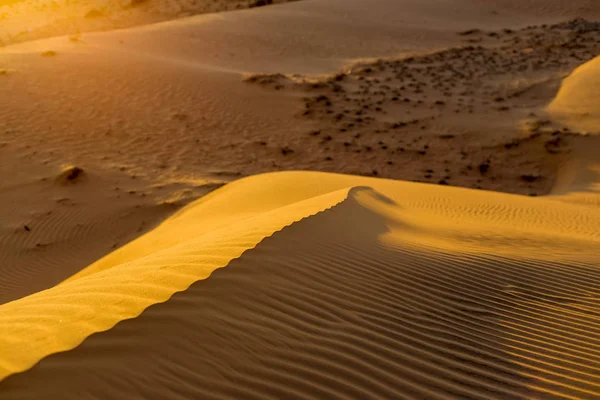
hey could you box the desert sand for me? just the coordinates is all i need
[0,0,599,398]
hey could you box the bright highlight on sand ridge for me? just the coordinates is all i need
[1,171,600,398]
[0,0,600,398]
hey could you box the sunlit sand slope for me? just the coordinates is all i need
[547,55,600,199]
[0,176,351,379]
[0,170,599,398]
[0,0,297,47]
[1,1,600,398]
[548,55,600,134]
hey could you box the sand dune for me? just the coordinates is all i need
[0,0,297,47]
[0,160,225,304]
[546,55,600,204]
[549,54,600,134]
[1,171,599,398]
[1,0,600,397]
[3,0,600,285]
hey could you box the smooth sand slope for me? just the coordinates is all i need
[2,0,600,298]
[549,55,600,134]
[547,55,600,199]
[0,169,599,398]
[0,0,297,47]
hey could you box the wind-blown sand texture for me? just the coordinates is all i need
[1,169,600,398]
[1,0,600,398]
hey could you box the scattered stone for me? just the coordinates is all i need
[458,29,482,36]
[504,139,520,149]
[520,174,540,183]
[56,165,85,185]
[478,163,490,175]
[242,20,600,195]
[280,146,294,155]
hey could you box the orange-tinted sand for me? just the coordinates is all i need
[1,0,599,398]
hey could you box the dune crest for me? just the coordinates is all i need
[0,171,599,398]
[546,55,600,199]
[1,0,600,398]
[548,55,600,134]
[0,179,351,379]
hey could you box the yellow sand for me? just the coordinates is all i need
[548,55,600,134]
[0,0,600,398]
[1,170,599,394]
[547,56,600,198]
[0,179,349,378]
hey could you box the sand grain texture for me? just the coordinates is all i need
[1,0,600,398]
[0,172,599,399]
[3,0,600,283]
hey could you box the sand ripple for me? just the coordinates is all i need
[0,172,598,398]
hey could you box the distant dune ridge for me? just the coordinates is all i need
[0,0,297,46]
[548,54,600,134]
[1,0,600,398]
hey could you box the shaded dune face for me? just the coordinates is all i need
[1,188,598,399]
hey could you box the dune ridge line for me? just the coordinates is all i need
[0,179,598,398]
[0,184,354,380]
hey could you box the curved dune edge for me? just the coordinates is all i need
[547,55,600,134]
[1,170,599,382]
[546,55,600,199]
[0,183,352,380]
[0,176,599,399]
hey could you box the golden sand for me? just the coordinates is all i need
[1,0,599,398]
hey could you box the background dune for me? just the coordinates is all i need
[548,55,600,134]
[0,0,297,47]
